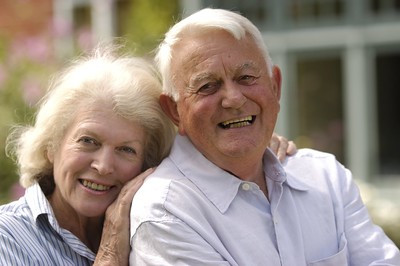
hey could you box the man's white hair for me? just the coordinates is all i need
[155,8,274,100]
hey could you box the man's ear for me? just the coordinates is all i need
[159,94,180,127]
[272,65,282,101]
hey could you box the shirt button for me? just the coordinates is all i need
[242,183,251,191]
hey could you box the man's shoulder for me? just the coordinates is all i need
[130,160,206,236]
[285,148,341,171]
[289,148,337,161]
[131,159,194,218]
[283,148,349,190]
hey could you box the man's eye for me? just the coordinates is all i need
[197,81,221,95]
[237,75,259,86]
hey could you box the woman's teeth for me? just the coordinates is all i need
[81,180,110,191]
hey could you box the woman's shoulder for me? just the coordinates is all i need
[0,197,32,230]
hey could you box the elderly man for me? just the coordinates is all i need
[129,8,400,265]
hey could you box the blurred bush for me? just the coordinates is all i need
[0,34,58,204]
[357,180,400,248]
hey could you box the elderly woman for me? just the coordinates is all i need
[0,45,295,265]
[0,46,175,265]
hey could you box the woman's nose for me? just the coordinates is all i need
[91,148,115,175]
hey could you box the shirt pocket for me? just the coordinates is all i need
[307,233,349,266]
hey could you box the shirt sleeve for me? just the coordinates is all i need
[130,219,231,266]
[339,165,400,265]
[0,231,38,265]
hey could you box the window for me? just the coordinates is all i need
[72,3,92,51]
[370,0,400,14]
[376,50,400,175]
[115,0,133,36]
[288,0,345,22]
[201,0,270,27]
[293,54,345,163]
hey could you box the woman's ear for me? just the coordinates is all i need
[46,148,54,163]
[159,94,180,127]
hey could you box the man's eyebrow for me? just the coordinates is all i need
[188,72,216,87]
[236,62,259,72]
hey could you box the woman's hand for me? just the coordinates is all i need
[269,133,297,162]
[94,167,155,266]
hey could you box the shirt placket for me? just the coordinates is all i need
[270,181,307,266]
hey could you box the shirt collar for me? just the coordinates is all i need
[26,183,97,260]
[26,183,53,220]
[169,135,242,213]
[25,183,62,232]
[263,149,310,192]
[169,136,308,214]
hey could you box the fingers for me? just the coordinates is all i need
[97,169,156,266]
[117,167,155,206]
[276,136,289,163]
[269,133,280,154]
[287,141,297,155]
[270,133,297,162]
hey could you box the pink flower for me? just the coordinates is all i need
[25,37,51,63]
[51,18,73,38]
[11,182,25,200]
[21,77,44,106]
[10,36,51,64]
[77,26,94,52]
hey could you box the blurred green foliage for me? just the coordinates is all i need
[119,0,179,56]
[0,0,178,204]
[0,36,52,204]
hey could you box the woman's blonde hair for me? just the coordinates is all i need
[6,44,176,191]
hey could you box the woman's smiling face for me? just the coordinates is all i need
[47,103,145,218]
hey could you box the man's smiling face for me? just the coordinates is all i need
[169,29,281,168]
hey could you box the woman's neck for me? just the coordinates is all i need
[47,192,104,252]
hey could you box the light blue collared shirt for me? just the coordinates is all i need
[0,183,95,265]
[130,135,400,265]
[130,136,400,266]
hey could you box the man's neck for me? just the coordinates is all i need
[229,159,267,197]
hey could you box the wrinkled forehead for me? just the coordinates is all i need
[170,30,265,77]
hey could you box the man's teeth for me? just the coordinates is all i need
[221,116,253,129]
[82,180,110,191]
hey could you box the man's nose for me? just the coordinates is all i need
[91,148,115,176]
[221,82,247,109]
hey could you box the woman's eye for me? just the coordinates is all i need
[119,146,136,155]
[197,81,221,95]
[78,136,97,145]
[237,75,259,86]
